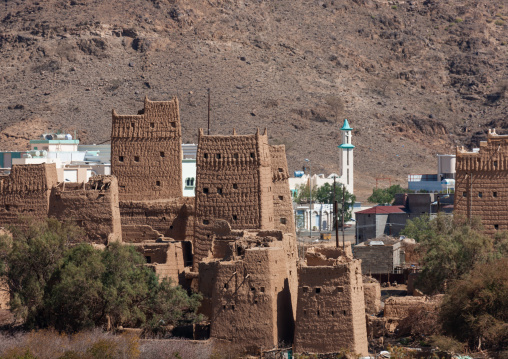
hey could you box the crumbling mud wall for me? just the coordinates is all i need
[133,241,191,284]
[0,228,10,310]
[294,247,368,356]
[111,97,183,201]
[455,129,508,235]
[363,277,381,315]
[0,164,58,226]
[48,176,122,244]
[269,145,295,234]
[204,247,294,354]
[384,295,443,320]
[193,129,274,267]
[119,198,194,241]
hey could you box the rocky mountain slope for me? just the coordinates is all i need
[0,0,507,200]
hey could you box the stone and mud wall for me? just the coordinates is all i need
[48,176,122,244]
[455,130,508,235]
[193,129,274,267]
[0,164,58,226]
[111,97,183,201]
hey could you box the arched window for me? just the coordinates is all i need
[185,177,195,187]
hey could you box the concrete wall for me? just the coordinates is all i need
[354,242,401,274]
[111,97,183,201]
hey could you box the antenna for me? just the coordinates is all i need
[207,88,211,135]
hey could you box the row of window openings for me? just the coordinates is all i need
[130,122,176,128]
[303,286,344,294]
[203,186,275,194]
[203,217,287,225]
[204,153,255,160]
[118,152,165,162]
[303,309,347,316]
[463,191,498,198]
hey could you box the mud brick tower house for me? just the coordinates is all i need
[193,128,278,267]
[455,128,508,234]
[294,247,368,356]
[111,97,183,201]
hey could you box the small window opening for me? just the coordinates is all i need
[302,286,308,293]
[234,153,239,159]
[278,168,283,172]
[203,219,209,225]
[343,310,347,315]
[231,305,235,311]
[337,286,344,293]
[217,188,223,195]
[233,183,238,189]
[317,310,320,316]
[223,305,226,310]
[216,153,221,159]
[169,225,174,230]
[155,181,161,186]
[279,195,284,201]
[251,287,255,291]
[331,311,335,316]
[479,192,483,198]
[233,215,238,221]
[131,122,135,128]
[304,310,307,316]
[260,287,265,293]
[145,256,151,263]
[254,299,258,304]
[463,191,467,197]
[250,152,255,158]
[160,151,165,157]
[280,218,287,225]
[224,283,228,289]
[204,153,208,159]
[493,192,498,197]
[494,161,498,167]
[119,156,124,162]
[494,224,499,230]
[203,188,209,194]
[315,287,321,294]
[134,156,140,162]
[150,122,155,128]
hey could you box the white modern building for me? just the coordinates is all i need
[408,154,456,193]
[182,144,197,197]
[289,119,355,195]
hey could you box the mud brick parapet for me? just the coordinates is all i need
[111,97,183,201]
[455,129,508,234]
[294,247,369,356]
[0,164,59,225]
[193,129,275,267]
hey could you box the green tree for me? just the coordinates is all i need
[0,218,203,333]
[293,183,317,204]
[367,184,411,204]
[314,183,356,223]
[400,215,508,294]
[0,218,83,327]
[440,257,508,350]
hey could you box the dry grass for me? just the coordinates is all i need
[0,330,216,359]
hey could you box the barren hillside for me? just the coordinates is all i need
[0,0,507,200]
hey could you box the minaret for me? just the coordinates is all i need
[338,119,354,194]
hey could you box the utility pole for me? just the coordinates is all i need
[342,184,345,250]
[207,88,211,135]
[334,176,339,248]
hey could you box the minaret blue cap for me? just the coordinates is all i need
[340,119,353,131]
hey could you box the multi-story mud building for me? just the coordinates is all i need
[455,129,508,234]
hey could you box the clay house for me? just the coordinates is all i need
[293,247,369,356]
[455,128,508,234]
